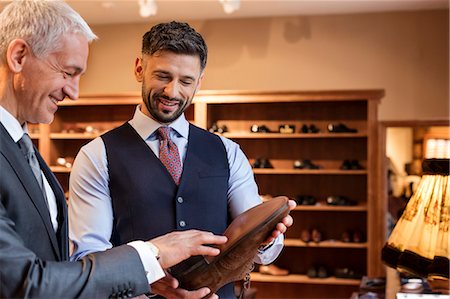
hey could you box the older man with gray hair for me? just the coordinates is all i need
[0,1,227,298]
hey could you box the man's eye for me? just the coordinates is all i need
[180,80,193,86]
[63,71,73,78]
[156,74,169,80]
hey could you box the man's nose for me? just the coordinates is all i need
[63,76,80,101]
[163,81,180,99]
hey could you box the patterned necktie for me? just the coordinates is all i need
[18,133,48,206]
[157,127,182,185]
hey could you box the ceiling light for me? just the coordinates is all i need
[219,0,240,14]
[138,0,157,18]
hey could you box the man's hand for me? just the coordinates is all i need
[149,229,227,269]
[150,271,218,299]
[261,199,297,246]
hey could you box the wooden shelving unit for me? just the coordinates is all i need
[34,90,384,298]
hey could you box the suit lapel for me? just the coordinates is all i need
[0,124,61,260]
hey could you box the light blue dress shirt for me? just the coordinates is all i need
[69,105,283,265]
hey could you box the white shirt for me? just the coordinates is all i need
[0,106,58,231]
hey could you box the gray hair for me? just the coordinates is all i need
[0,0,97,61]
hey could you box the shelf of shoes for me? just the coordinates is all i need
[284,239,367,249]
[250,159,367,175]
[250,273,361,285]
[221,132,367,139]
[294,204,367,211]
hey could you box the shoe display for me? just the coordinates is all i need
[311,229,322,243]
[279,124,295,134]
[307,266,317,278]
[56,157,73,168]
[293,159,321,169]
[317,266,329,278]
[341,230,364,242]
[252,158,273,168]
[250,124,272,133]
[334,267,363,279]
[307,266,328,278]
[327,123,357,133]
[340,159,364,170]
[300,124,320,133]
[352,231,364,243]
[326,195,357,206]
[295,195,316,205]
[300,229,311,242]
[341,231,351,243]
[259,264,289,276]
[209,122,228,134]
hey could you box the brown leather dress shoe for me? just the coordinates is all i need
[259,264,289,276]
[170,196,290,295]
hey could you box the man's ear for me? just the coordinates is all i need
[195,71,205,94]
[134,57,144,82]
[6,39,29,73]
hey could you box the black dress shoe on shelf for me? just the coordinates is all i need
[259,158,273,168]
[252,157,273,168]
[326,195,357,206]
[295,195,317,205]
[209,122,228,134]
[327,123,357,133]
[340,159,364,170]
[300,124,320,134]
[250,124,272,133]
[293,159,321,169]
[334,267,363,279]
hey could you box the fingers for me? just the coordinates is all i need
[184,287,212,299]
[150,230,227,268]
[288,199,297,210]
[151,281,211,299]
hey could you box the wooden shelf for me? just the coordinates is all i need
[294,204,367,212]
[284,239,367,248]
[50,132,102,139]
[253,169,367,175]
[49,166,71,173]
[38,90,383,299]
[250,273,361,286]
[57,94,141,106]
[220,132,367,139]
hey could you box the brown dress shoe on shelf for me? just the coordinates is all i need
[259,264,289,276]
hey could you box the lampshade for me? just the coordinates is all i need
[382,158,449,293]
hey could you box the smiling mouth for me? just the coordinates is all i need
[159,97,179,107]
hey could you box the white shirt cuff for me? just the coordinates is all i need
[128,241,165,284]
[254,234,284,265]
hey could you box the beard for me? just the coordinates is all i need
[142,89,189,124]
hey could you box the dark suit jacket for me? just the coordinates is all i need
[0,124,149,298]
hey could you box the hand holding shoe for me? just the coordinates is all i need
[150,270,217,299]
[261,199,296,245]
[149,230,227,269]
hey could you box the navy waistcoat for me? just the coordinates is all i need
[102,122,235,298]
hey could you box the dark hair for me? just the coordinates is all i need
[142,21,207,71]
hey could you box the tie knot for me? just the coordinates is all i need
[157,126,171,141]
[18,133,34,155]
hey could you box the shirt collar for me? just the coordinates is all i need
[129,104,189,140]
[0,105,27,142]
